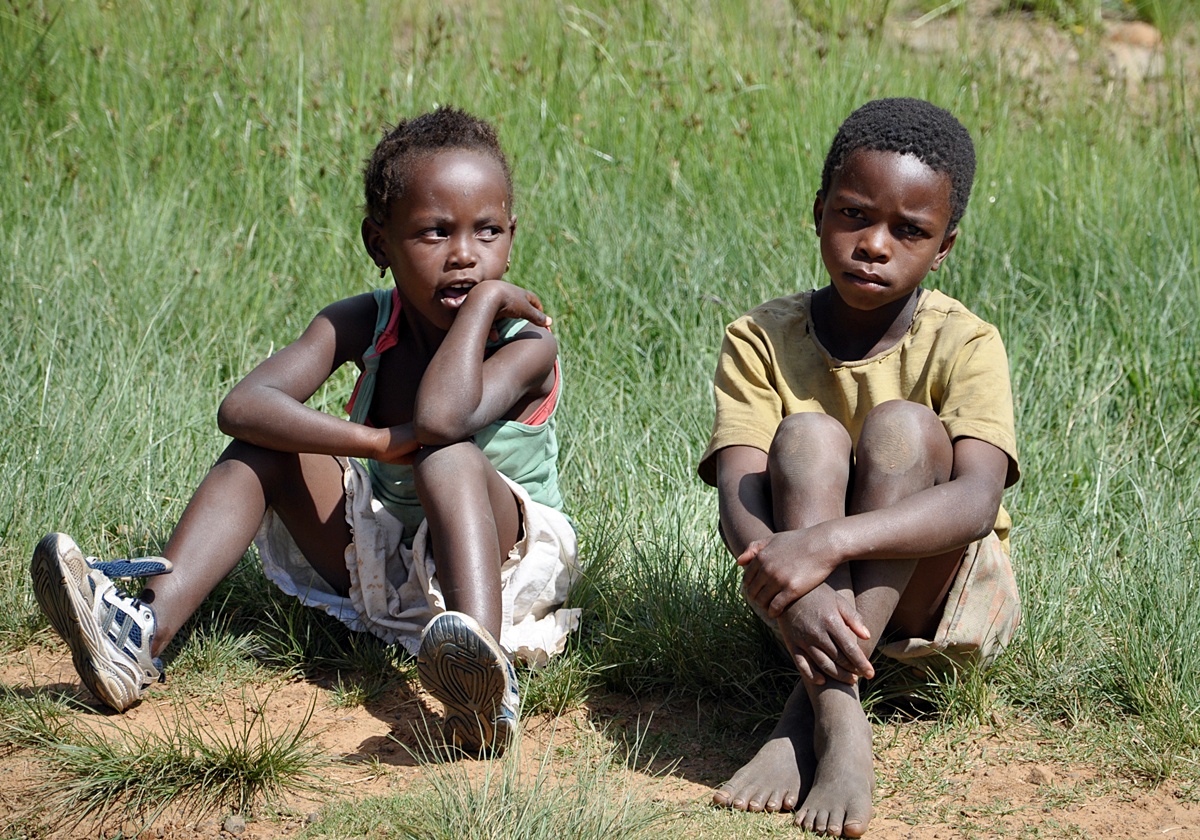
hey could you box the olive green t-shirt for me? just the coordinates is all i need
[698,288,1019,542]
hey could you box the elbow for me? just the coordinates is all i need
[217,390,250,439]
[965,495,1004,543]
[412,411,470,447]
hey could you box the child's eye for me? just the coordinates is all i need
[898,224,926,238]
[420,228,447,240]
[841,207,865,220]
[477,226,503,241]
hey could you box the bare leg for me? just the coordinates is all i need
[713,413,850,813]
[795,401,958,837]
[413,441,520,641]
[145,440,352,656]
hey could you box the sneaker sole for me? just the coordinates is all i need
[30,533,139,712]
[417,612,514,754]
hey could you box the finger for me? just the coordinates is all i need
[831,625,875,679]
[840,600,872,640]
[766,589,798,619]
[748,579,777,612]
[796,654,825,685]
[736,542,761,567]
[803,644,842,680]
[793,652,817,682]
[822,661,862,685]
[809,634,864,683]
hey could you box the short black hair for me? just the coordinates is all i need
[820,98,976,233]
[363,106,513,222]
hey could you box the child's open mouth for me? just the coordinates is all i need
[439,282,476,309]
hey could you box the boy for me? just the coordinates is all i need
[698,98,1020,837]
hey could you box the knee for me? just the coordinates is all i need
[857,401,950,478]
[210,440,303,507]
[769,413,851,469]
[214,439,295,483]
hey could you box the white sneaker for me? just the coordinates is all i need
[30,533,170,712]
[417,610,519,755]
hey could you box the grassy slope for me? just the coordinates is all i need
[2,0,1199,809]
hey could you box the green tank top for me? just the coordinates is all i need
[347,288,564,542]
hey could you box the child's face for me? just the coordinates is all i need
[813,148,956,313]
[364,149,515,332]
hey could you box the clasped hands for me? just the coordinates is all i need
[738,528,874,685]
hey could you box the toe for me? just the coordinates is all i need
[811,808,831,834]
[842,819,867,839]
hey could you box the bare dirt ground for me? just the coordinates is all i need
[3,645,1200,839]
[4,5,1199,839]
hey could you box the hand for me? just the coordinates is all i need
[777,585,873,685]
[374,423,421,465]
[472,279,552,331]
[737,524,841,618]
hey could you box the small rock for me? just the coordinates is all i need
[1026,765,1055,786]
[1107,20,1162,49]
[223,814,247,835]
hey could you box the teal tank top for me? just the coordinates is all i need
[347,288,565,542]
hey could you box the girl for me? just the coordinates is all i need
[31,107,578,756]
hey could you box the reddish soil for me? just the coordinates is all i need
[3,646,1198,839]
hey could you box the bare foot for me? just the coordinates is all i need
[712,683,815,812]
[794,680,874,837]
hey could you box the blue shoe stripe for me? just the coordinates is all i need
[88,558,172,578]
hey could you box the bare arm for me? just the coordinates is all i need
[716,445,775,557]
[217,294,419,463]
[413,279,556,445]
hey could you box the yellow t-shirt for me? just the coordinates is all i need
[698,288,1019,542]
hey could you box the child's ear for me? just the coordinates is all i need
[509,215,518,236]
[929,228,958,271]
[812,191,825,235]
[361,217,388,271]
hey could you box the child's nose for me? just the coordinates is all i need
[854,224,890,262]
[446,234,477,267]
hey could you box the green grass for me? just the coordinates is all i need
[0,686,324,831]
[2,0,1199,831]
[309,730,667,839]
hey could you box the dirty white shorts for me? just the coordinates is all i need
[254,457,581,666]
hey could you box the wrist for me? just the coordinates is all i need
[368,425,393,461]
[464,280,505,314]
[817,519,852,572]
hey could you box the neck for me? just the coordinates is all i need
[812,286,922,361]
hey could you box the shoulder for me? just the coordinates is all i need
[724,291,811,346]
[912,289,1004,346]
[307,292,380,364]
[317,291,379,324]
[731,291,810,330]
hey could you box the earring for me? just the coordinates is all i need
[379,266,386,279]
[506,259,511,271]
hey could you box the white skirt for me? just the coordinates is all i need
[254,457,580,666]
